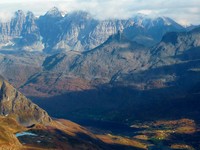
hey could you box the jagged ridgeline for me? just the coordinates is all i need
[0,7,184,53]
[0,75,51,126]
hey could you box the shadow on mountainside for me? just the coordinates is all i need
[31,84,200,125]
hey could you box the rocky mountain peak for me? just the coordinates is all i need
[22,11,38,34]
[156,17,183,28]
[13,10,26,23]
[26,11,35,20]
[14,10,25,18]
[10,10,26,36]
[45,7,62,18]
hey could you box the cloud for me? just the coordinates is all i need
[0,11,14,23]
[0,0,199,25]
[137,10,157,15]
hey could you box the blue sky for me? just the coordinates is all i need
[0,0,199,25]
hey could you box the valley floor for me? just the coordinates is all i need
[5,118,199,150]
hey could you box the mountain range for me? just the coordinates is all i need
[0,22,199,124]
[0,7,185,53]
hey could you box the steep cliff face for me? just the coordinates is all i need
[19,11,44,51]
[0,10,26,42]
[0,76,51,126]
[37,7,63,51]
[0,10,43,51]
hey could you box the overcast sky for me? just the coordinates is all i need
[0,0,199,25]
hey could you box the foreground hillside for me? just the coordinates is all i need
[0,76,148,150]
[3,77,195,150]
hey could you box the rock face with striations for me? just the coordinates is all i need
[0,10,26,42]
[0,76,51,126]
[0,10,43,51]
[41,10,184,52]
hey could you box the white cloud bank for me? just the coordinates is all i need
[0,0,199,25]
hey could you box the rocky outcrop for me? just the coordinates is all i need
[0,10,43,51]
[0,76,51,126]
